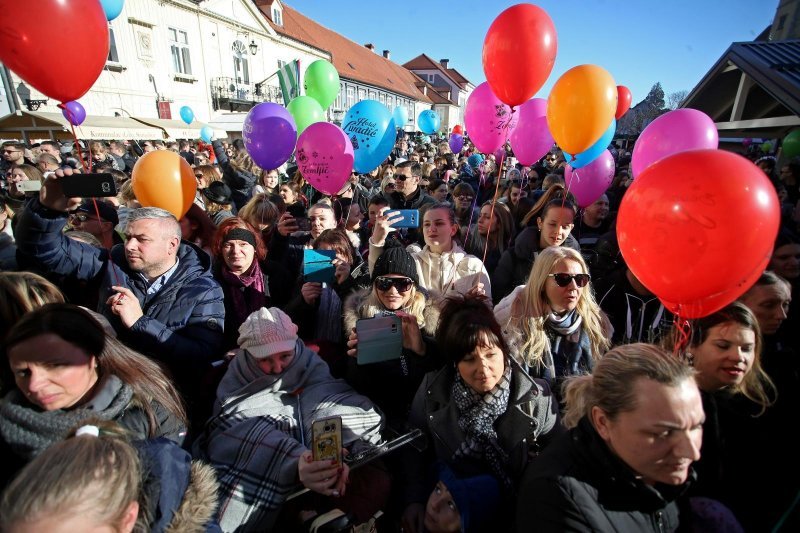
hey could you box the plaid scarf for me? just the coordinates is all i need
[452,362,513,487]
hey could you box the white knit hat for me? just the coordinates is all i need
[237,307,298,359]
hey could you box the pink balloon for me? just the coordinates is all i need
[464,82,519,154]
[631,109,718,178]
[565,150,615,207]
[509,98,554,165]
[296,122,354,195]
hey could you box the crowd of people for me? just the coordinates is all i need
[0,132,798,532]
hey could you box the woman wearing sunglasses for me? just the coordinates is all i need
[344,240,441,422]
[495,246,610,391]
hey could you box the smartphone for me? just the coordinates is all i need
[16,181,42,193]
[356,314,403,365]
[311,416,342,465]
[388,209,419,228]
[60,173,117,198]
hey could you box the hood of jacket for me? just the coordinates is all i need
[343,286,441,338]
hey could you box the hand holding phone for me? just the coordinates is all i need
[356,314,403,364]
[61,173,117,198]
[311,416,343,465]
[387,209,419,228]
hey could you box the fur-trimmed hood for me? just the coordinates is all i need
[165,461,220,532]
[343,287,441,337]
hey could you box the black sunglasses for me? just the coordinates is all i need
[375,276,414,293]
[548,273,591,288]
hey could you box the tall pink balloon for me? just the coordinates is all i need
[631,108,718,178]
[509,98,554,165]
[296,122,354,195]
[565,150,614,207]
[464,82,519,154]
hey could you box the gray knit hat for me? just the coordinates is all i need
[237,307,298,358]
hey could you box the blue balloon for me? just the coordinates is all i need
[418,110,441,134]
[100,0,125,21]
[393,106,408,129]
[342,100,395,173]
[564,119,616,169]
[200,125,213,143]
[179,106,194,125]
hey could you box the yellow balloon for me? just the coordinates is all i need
[546,65,617,156]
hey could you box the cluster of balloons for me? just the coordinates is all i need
[287,59,339,135]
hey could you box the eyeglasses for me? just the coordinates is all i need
[69,213,96,223]
[456,195,474,201]
[375,276,414,293]
[548,273,591,288]
[195,174,204,179]
[396,175,409,181]
[2,150,21,155]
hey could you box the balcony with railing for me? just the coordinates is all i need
[210,77,284,112]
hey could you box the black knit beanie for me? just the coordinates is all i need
[371,240,419,284]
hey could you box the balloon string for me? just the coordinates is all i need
[672,313,692,358]
[461,164,483,249]
[60,103,122,286]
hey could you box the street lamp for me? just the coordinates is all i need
[249,39,258,55]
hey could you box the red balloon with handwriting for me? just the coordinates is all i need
[0,0,109,102]
[617,149,780,319]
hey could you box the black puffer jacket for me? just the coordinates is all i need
[491,227,581,303]
[212,140,257,211]
[516,416,693,532]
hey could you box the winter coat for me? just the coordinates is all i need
[343,287,443,423]
[213,259,292,350]
[491,227,581,304]
[594,268,672,346]
[195,340,383,532]
[212,140,257,210]
[267,231,313,281]
[14,198,226,374]
[368,241,491,302]
[515,416,693,532]
[135,438,221,533]
[387,186,437,211]
[405,360,560,505]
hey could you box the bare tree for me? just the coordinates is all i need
[667,90,688,110]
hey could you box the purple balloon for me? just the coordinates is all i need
[565,150,615,207]
[296,122,354,195]
[464,82,519,154]
[449,133,464,154]
[243,103,297,170]
[631,108,718,178]
[61,100,86,126]
[509,98,554,165]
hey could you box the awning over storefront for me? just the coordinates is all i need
[131,117,228,141]
[208,113,247,134]
[0,110,162,142]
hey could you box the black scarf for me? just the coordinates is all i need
[544,309,594,382]
[452,363,513,487]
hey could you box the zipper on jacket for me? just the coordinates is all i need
[655,511,665,532]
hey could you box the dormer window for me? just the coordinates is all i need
[272,7,282,26]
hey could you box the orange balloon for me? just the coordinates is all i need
[546,65,617,156]
[131,151,196,219]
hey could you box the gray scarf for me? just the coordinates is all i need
[544,309,594,382]
[0,375,134,459]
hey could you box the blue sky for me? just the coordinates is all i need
[286,0,777,104]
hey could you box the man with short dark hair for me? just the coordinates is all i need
[109,140,136,173]
[39,141,62,164]
[68,200,123,249]
[1,141,27,174]
[15,170,225,383]
[390,161,436,211]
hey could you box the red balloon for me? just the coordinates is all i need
[0,0,109,103]
[617,150,780,319]
[482,4,557,107]
[452,125,464,135]
[615,86,632,120]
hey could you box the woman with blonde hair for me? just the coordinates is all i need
[212,139,260,210]
[494,246,610,389]
[1,420,220,531]
[0,271,64,340]
[239,192,284,242]
[516,343,703,531]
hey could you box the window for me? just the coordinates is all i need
[358,88,366,101]
[368,90,376,100]
[107,28,119,62]
[169,27,192,75]
[346,87,355,108]
[272,7,283,26]
[427,74,435,83]
[387,96,394,109]
[379,93,386,105]
[232,40,249,85]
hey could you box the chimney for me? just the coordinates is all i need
[382,50,390,59]
[440,58,449,69]
[364,43,375,52]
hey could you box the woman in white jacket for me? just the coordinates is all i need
[368,202,491,304]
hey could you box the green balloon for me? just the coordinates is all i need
[304,60,340,110]
[287,96,325,136]
[761,142,773,153]
[782,129,800,159]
